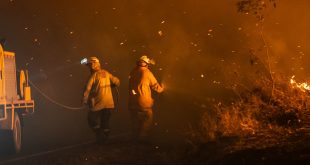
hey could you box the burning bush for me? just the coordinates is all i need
[190,72,310,144]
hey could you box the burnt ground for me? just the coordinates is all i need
[183,133,310,165]
[1,131,310,165]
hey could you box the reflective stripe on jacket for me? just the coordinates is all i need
[129,66,163,109]
[83,69,120,111]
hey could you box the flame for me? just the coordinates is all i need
[290,75,310,92]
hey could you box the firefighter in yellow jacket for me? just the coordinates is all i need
[82,57,120,143]
[129,55,164,142]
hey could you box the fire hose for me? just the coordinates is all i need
[28,80,86,110]
[28,80,120,111]
[17,69,84,110]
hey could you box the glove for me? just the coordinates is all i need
[82,98,88,105]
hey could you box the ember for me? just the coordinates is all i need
[290,75,310,92]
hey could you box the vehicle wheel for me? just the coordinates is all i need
[10,112,22,153]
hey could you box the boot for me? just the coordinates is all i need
[103,129,110,138]
[94,129,102,144]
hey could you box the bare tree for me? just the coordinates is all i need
[237,0,277,102]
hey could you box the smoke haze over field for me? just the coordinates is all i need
[0,0,310,152]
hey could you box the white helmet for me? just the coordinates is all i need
[139,55,155,65]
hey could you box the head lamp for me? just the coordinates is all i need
[81,58,88,65]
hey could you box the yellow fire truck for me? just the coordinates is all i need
[0,44,34,153]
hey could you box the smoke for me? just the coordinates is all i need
[1,0,310,153]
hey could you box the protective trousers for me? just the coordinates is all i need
[130,108,153,141]
[88,108,113,143]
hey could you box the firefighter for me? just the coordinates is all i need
[82,57,120,144]
[129,55,164,142]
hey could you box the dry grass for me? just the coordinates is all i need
[189,72,310,146]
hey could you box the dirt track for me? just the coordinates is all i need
[0,134,181,165]
[1,131,310,165]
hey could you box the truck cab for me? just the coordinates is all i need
[0,44,34,153]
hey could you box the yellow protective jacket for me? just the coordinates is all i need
[83,69,120,111]
[129,66,163,109]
